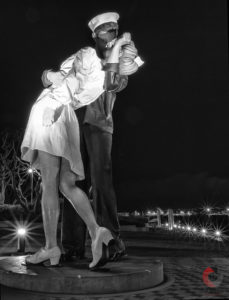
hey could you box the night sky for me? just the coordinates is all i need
[1,0,229,211]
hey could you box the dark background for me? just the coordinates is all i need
[1,0,229,211]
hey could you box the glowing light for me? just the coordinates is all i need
[215,230,221,237]
[201,228,207,234]
[192,227,197,232]
[174,224,177,228]
[182,226,185,229]
[206,207,211,213]
[27,168,33,174]
[178,225,181,229]
[226,208,229,212]
[134,211,140,216]
[165,223,169,227]
[187,226,191,231]
[17,227,27,236]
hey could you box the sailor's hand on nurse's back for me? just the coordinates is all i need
[42,107,55,126]
[115,32,131,47]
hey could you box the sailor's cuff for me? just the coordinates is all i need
[103,63,119,73]
[134,56,144,67]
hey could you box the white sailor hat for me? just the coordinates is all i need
[88,12,119,32]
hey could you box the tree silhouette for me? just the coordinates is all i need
[0,130,41,213]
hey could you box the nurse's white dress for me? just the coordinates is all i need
[21,47,105,180]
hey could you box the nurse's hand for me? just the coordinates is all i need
[116,32,132,47]
[42,107,55,126]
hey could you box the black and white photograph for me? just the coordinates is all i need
[0,1,229,299]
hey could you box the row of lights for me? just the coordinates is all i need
[146,210,193,216]
[164,223,222,240]
[204,206,229,213]
[145,207,229,216]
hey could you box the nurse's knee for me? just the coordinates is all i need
[59,171,77,193]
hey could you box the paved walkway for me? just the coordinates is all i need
[0,229,229,299]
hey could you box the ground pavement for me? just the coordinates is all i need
[0,228,229,299]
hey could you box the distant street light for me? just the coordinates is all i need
[215,230,221,237]
[214,230,222,242]
[201,228,207,235]
[27,168,33,174]
[17,228,26,235]
[17,227,27,253]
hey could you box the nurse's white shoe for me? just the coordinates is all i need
[25,246,61,266]
[89,227,114,271]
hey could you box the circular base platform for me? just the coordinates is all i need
[0,255,164,296]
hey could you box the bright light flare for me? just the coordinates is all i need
[201,228,207,234]
[17,227,27,236]
[27,168,33,174]
[215,230,221,237]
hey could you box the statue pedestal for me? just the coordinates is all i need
[0,255,164,299]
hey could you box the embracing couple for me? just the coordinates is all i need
[21,12,143,271]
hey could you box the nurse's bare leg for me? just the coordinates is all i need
[59,158,99,240]
[59,158,113,269]
[25,150,61,265]
[39,150,60,249]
